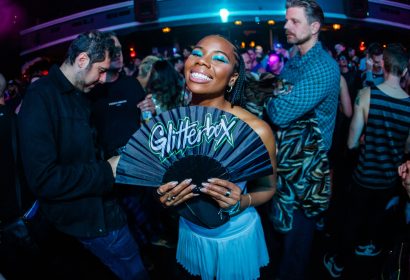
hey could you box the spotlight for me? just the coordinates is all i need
[359,41,366,52]
[129,47,136,58]
[219,8,229,23]
[332,24,341,30]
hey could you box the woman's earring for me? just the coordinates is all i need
[226,85,233,93]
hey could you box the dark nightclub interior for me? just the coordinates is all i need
[1,0,409,279]
[1,0,409,79]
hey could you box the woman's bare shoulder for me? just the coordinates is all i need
[230,106,274,144]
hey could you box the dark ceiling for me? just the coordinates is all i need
[1,0,409,80]
[1,0,123,78]
[16,0,122,27]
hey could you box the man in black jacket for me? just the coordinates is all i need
[18,31,148,280]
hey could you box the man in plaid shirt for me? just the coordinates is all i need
[265,1,340,279]
[266,17,339,151]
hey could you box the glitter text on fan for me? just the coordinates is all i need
[149,113,239,161]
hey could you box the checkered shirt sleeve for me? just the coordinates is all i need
[267,42,340,128]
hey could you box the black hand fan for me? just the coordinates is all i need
[116,105,273,228]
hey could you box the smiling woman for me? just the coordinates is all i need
[152,34,277,280]
[185,35,243,105]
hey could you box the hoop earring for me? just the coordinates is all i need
[226,85,233,93]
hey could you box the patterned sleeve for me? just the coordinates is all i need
[267,67,334,128]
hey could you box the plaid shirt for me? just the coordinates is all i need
[266,42,340,150]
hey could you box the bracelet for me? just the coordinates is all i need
[247,193,252,209]
[221,200,241,217]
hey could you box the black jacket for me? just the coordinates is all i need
[18,65,126,238]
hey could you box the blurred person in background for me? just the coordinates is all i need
[146,59,185,114]
[137,55,160,90]
[400,58,410,94]
[361,42,384,88]
[4,79,22,112]
[266,52,285,76]
[90,32,154,160]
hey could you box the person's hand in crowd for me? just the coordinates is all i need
[157,179,198,207]
[107,155,120,178]
[200,178,242,210]
[398,160,410,197]
[366,57,374,71]
[137,94,156,115]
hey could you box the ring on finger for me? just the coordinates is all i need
[224,190,231,197]
[157,189,165,196]
[167,195,173,202]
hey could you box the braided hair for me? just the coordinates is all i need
[218,35,246,107]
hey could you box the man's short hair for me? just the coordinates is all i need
[65,30,115,65]
[367,42,383,57]
[383,44,409,77]
[286,0,324,27]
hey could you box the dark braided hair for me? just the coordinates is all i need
[216,35,246,107]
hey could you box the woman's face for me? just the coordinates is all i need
[184,35,238,96]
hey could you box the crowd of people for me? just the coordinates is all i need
[1,0,409,279]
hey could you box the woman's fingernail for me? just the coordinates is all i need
[190,185,197,190]
[202,182,209,187]
[170,181,178,187]
[208,178,216,183]
[185,178,192,184]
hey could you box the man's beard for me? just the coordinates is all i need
[287,33,311,46]
[75,69,97,93]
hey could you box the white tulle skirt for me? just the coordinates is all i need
[176,207,269,280]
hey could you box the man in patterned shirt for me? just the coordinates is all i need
[265,0,340,279]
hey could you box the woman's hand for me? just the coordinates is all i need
[157,179,198,207]
[200,178,242,209]
[137,94,156,115]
